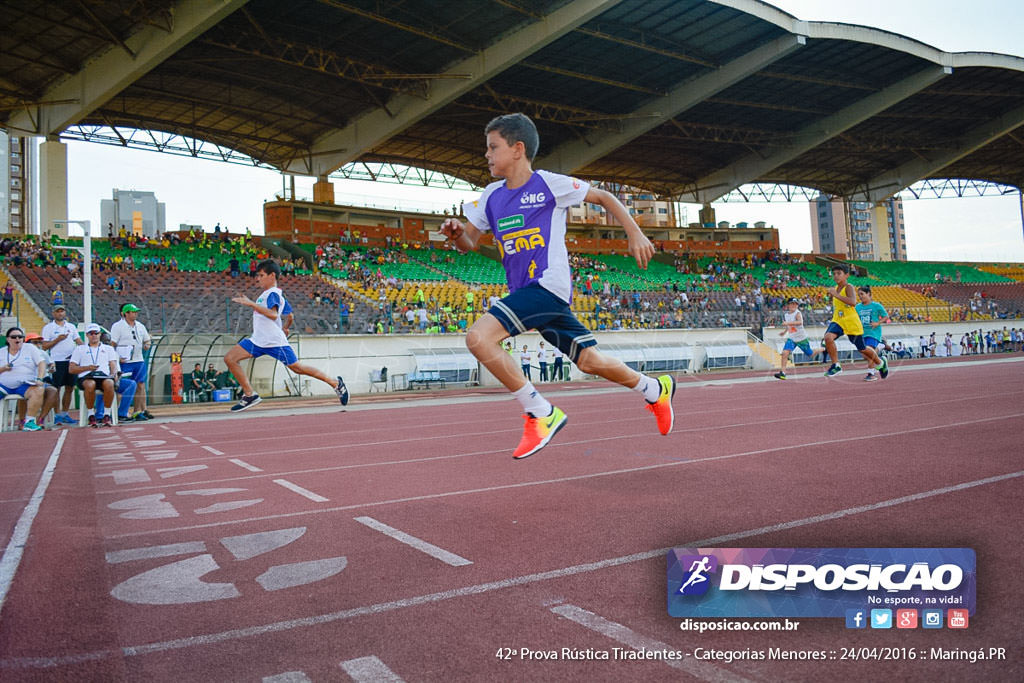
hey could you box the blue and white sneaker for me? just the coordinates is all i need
[54,413,76,425]
[335,376,349,406]
[231,394,262,412]
[825,363,843,377]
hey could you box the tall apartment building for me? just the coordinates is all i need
[567,184,677,232]
[810,195,907,261]
[2,130,30,235]
[100,189,166,238]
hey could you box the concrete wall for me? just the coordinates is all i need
[763,318,1022,353]
[154,327,754,401]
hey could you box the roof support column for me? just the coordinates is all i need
[7,0,250,136]
[538,33,806,174]
[691,65,951,204]
[854,101,1024,202]
[294,0,622,178]
[39,138,68,239]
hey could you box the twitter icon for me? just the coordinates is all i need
[870,609,892,629]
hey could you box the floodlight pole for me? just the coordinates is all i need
[51,220,92,327]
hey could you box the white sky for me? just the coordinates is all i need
[66,0,1024,262]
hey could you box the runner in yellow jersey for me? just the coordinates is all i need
[821,264,887,378]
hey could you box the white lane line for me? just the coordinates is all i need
[8,469,1019,669]
[273,479,329,503]
[159,425,171,431]
[354,517,472,567]
[0,431,67,617]
[229,458,263,473]
[106,541,207,564]
[263,672,313,683]
[202,446,224,456]
[105,411,1024,538]
[182,436,199,444]
[339,656,405,683]
[168,430,182,436]
[551,603,750,683]
[93,385,1024,491]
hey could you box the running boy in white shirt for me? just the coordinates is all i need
[774,298,820,379]
[224,259,348,412]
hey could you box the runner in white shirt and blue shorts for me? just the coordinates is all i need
[223,259,349,412]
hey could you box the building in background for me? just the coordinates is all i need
[810,195,906,261]
[100,189,166,238]
[2,130,31,236]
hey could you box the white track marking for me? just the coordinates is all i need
[354,517,471,567]
[339,655,406,682]
[273,479,329,503]
[105,411,1024,538]
[0,432,67,616]
[202,446,224,456]
[229,458,264,472]
[92,390,1024,494]
[7,469,1019,668]
[551,603,751,682]
[105,541,207,564]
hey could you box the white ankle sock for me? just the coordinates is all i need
[632,375,661,403]
[513,382,552,417]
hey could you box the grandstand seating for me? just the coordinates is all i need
[9,234,1022,338]
[905,282,1024,318]
[4,265,355,335]
[976,265,1024,282]
[850,260,1013,285]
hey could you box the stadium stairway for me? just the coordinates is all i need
[0,266,48,335]
[747,337,781,368]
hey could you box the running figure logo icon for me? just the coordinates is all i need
[677,555,718,596]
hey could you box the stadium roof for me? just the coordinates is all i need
[3,0,1024,202]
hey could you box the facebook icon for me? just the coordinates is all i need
[845,609,867,629]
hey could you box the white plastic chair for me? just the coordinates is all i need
[77,387,119,426]
[1,393,25,432]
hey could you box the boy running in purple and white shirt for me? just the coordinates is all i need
[440,113,675,459]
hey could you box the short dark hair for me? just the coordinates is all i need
[485,113,540,160]
[831,263,850,274]
[256,259,281,278]
[5,326,24,339]
[857,285,872,294]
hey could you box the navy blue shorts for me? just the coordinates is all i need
[489,284,596,363]
[864,336,881,349]
[825,322,867,351]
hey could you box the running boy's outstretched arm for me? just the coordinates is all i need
[232,294,280,320]
[439,217,483,253]
[584,187,655,270]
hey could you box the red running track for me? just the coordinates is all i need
[0,355,1022,682]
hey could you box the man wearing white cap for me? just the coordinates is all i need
[69,323,120,427]
[41,303,82,424]
[110,302,153,420]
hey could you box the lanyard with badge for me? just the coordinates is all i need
[88,344,102,370]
